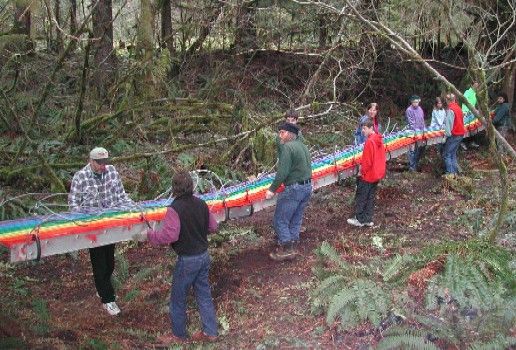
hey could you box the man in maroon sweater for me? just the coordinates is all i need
[347,118,386,227]
[443,93,465,174]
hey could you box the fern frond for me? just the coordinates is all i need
[326,287,357,325]
[435,254,507,312]
[326,279,390,327]
[312,274,347,299]
[377,326,439,350]
[468,335,516,350]
[415,315,460,344]
[383,254,416,283]
[318,241,348,269]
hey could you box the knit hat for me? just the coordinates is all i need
[278,122,299,135]
[89,147,109,164]
[409,95,421,103]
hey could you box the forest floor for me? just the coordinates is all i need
[1,139,515,350]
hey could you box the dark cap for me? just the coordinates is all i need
[409,95,421,103]
[278,122,299,135]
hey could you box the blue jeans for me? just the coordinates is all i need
[408,144,426,171]
[273,183,312,245]
[170,251,218,338]
[443,135,463,174]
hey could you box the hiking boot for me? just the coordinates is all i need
[285,242,299,257]
[157,333,187,344]
[191,331,218,342]
[269,244,295,261]
[347,217,364,227]
[103,301,121,316]
[291,241,301,254]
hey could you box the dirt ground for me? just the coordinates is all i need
[1,144,514,350]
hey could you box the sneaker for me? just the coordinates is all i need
[364,222,374,227]
[102,302,121,316]
[191,331,218,342]
[347,218,364,227]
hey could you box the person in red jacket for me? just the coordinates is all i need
[443,93,465,174]
[347,118,386,227]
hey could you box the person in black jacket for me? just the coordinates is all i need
[135,171,218,344]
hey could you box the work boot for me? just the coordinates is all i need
[285,241,299,260]
[191,331,218,342]
[269,244,295,261]
[291,241,301,254]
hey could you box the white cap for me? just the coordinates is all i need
[89,147,109,160]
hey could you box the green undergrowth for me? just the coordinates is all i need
[312,238,516,349]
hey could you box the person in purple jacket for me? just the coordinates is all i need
[405,95,426,171]
[133,171,219,344]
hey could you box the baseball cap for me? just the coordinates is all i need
[89,147,109,164]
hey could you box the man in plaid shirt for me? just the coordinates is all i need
[68,147,134,316]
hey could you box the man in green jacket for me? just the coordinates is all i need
[266,123,312,261]
[276,109,304,157]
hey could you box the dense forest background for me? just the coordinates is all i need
[0,0,514,213]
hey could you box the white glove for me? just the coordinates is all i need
[132,232,148,242]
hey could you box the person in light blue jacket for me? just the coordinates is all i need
[431,97,447,157]
[354,102,380,145]
[430,97,446,129]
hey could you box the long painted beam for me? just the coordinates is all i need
[0,117,484,262]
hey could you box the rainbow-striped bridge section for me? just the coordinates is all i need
[0,115,483,262]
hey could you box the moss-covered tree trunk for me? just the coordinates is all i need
[502,61,515,126]
[92,0,116,99]
[473,67,509,243]
[135,0,156,100]
[54,0,63,52]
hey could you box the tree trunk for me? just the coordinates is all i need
[161,0,173,51]
[74,35,91,143]
[502,61,515,116]
[69,0,77,34]
[92,0,116,98]
[13,0,31,36]
[436,19,441,59]
[234,0,257,52]
[318,14,327,49]
[136,0,155,59]
[185,1,223,57]
[54,0,63,52]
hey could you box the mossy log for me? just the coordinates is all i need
[65,98,235,140]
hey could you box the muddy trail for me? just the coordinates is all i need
[0,147,514,349]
